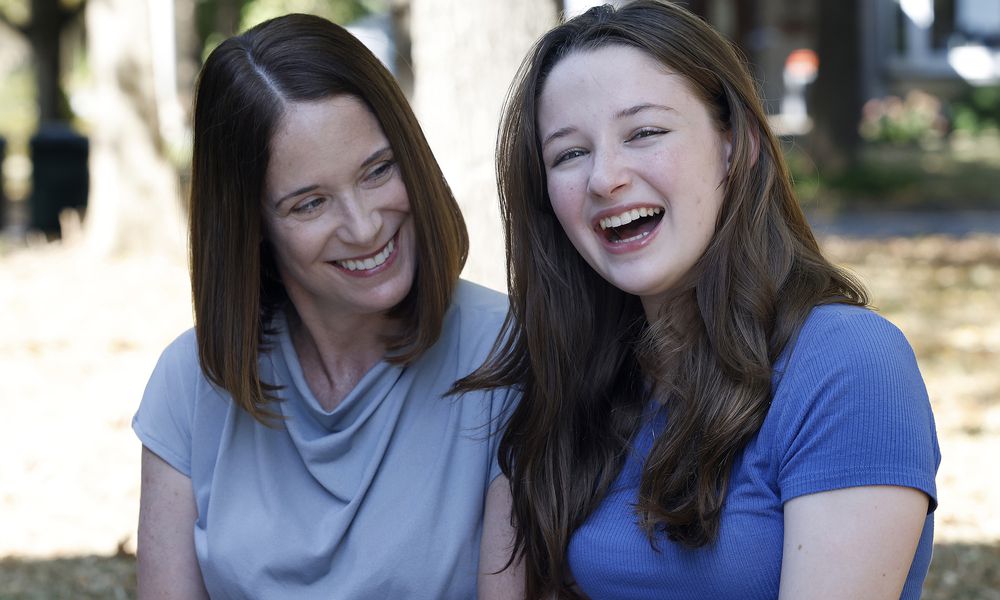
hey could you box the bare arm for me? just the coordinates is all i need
[778,485,929,600]
[137,446,210,600]
[478,475,525,600]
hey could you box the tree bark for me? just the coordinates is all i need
[407,0,558,290]
[22,0,85,123]
[808,0,862,172]
[213,0,243,37]
[82,0,185,257]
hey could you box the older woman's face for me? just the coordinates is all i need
[537,45,730,319]
[262,96,415,322]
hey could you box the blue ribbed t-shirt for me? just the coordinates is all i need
[567,304,940,599]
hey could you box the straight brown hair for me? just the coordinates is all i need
[457,1,868,597]
[191,13,468,424]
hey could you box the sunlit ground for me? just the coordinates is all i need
[0,232,997,598]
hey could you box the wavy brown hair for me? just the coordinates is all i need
[456,1,867,597]
[191,14,468,425]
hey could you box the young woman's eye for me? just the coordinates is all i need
[627,128,667,142]
[291,197,325,214]
[552,148,586,167]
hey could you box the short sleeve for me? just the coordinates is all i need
[448,280,518,485]
[132,329,201,477]
[771,306,940,511]
[487,386,519,483]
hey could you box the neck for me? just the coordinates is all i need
[641,294,668,322]
[287,307,397,411]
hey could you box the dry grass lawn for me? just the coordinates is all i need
[0,233,997,598]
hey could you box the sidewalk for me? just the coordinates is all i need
[807,209,1000,238]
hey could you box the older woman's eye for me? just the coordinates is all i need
[292,197,326,214]
[365,160,396,184]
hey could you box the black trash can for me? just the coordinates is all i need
[29,123,89,236]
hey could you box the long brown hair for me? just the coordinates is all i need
[191,14,468,424]
[457,1,867,597]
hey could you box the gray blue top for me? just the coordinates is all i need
[134,280,514,599]
[567,304,940,599]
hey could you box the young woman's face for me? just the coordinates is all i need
[537,45,730,318]
[262,96,416,322]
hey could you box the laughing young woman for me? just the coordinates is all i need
[464,2,940,599]
[133,14,513,599]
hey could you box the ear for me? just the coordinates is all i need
[746,124,760,168]
[723,129,733,169]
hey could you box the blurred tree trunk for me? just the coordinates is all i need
[0,0,85,122]
[82,0,185,257]
[27,0,68,122]
[808,0,862,172]
[405,0,559,290]
[677,0,758,70]
[175,0,200,116]
[213,0,243,36]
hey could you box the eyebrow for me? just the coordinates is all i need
[273,145,393,208]
[541,103,676,150]
[615,103,675,119]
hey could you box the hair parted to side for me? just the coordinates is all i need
[190,13,468,425]
[456,1,868,597]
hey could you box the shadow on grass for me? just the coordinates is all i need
[0,542,996,598]
[924,542,1000,600]
[786,136,1000,214]
[0,554,135,599]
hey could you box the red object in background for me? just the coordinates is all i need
[785,48,819,83]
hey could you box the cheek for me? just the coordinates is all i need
[689,197,722,258]
[546,177,583,226]
[268,223,319,269]
[267,233,299,272]
[387,178,411,213]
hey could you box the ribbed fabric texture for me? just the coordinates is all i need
[567,304,940,600]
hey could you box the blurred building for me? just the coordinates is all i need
[685,0,1000,132]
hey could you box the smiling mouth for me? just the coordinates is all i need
[598,207,664,243]
[333,234,397,272]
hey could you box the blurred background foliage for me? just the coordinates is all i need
[789,83,1000,213]
[3,0,1000,225]
[0,0,379,151]
[198,0,380,59]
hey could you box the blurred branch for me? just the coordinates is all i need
[0,0,86,35]
[0,9,28,36]
[62,0,87,25]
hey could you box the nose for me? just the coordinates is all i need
[336,196,382,247]
[586,146,630,200]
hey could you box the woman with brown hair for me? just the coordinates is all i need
[133,13,513,599]
[467,2,939,598]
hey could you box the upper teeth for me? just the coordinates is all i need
[336,238,395,271]
[599,207,662,230]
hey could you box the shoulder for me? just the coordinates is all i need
[770,302,934,450]
[777,303,918,383]
[150,328,204,385]
[766,304,940,504]
[134,328,206,476]
[773,303,926,409]
[441,280,510,357]
[163,326,199,358]
[800,302,907,344]
[450,279,509,320]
